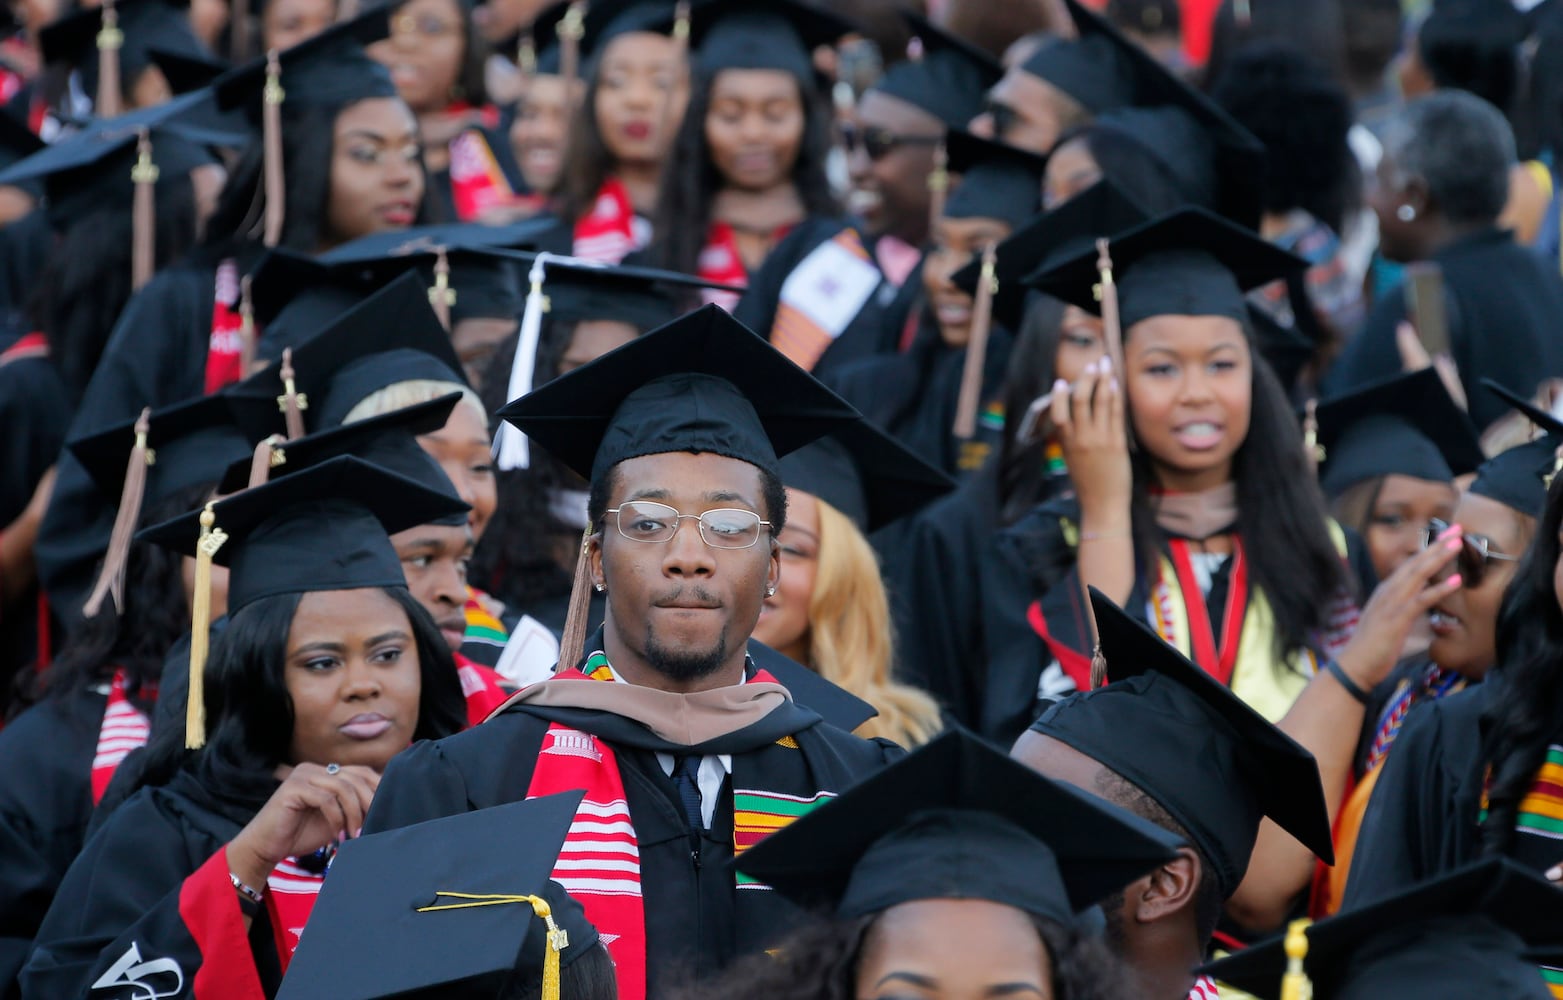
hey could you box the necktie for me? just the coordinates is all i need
[672,755,704,831]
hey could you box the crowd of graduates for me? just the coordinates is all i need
[8,0,1563,996]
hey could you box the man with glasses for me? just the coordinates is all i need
[362,306,902,999]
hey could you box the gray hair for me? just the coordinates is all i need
[1382,90,1516,227]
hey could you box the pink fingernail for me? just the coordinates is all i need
[1444,538,1462,551]
[1437,523,1461,540]
[1109,377,1119,391]
[1446,574,1462,587]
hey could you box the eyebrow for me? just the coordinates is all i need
[339,129,410,144]
[291,630,411,656]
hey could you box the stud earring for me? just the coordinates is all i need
[1397,204,1416,222]
[766,586,776,597]
[594,582,605,593]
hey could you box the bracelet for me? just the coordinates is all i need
[1324,659,1369,705]
[230,871,266,905]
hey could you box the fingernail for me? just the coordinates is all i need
[1444,538,1463,551]
[1446,574,1461,587]
[354,827,363,839]
[1109,377,1119,391]
[1436,523,1461,540]
[1548,865,1561,881]
[1054,378,1068,392]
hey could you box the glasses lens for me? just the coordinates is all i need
[699,509,763,548]
[617,501,679,543]
[864,128,897,160]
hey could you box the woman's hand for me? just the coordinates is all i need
[1051,357,1132,522]
[226,763,380,891]
[1334,522,1465,690]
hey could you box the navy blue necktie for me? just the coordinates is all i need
[672,755,704,830]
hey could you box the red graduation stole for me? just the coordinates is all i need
[90,667,153,805]
[203,259,246,394]
[572,177,645,264]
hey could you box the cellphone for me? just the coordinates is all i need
[1404,262,1451,358]
[1016,391,1054,447]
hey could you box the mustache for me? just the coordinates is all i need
[652,587,722,609]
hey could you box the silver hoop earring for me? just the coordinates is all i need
[1396,204,1416,222]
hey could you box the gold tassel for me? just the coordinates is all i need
[238,274,257,375]
[517,31,536,84]
[1279,918,1313,1000]
[414,892,567,1000]
[187,502,227,749]
[429,246,456,332]
[1093,237,1134,450]
[261,50,286,248]
[130,128,158,291]
[95,0,123,118]
[246,434,285,489]
[1302,398,1325,474]
[952,241,997,440]
[276,346,308,440]
[558,1,586,96]
[556,528,594,673]
[927,140,948,232]
[82,407,155,619]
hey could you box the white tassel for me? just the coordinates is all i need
[494,252,553,471]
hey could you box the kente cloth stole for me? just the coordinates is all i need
[448,127,516,221]
[204,259,245,394]
[768,228,880,372]
[91,667,153,805]
[1477,748,1563,998]
[572,177,645,264]
[522,651,833,1000]
[263,856,324,974]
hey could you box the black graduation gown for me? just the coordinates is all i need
[0,213,51,329]
[362,637,899,998]
[34,262,220,625]
[1340,682,1493,910]
[20,770,284,1000]
[825,307,1013,483]
[731,218,910,381]
[0,331,70,682]
[1323,227,1563,429]
[0,690,104,996]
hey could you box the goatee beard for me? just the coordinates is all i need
[644,628,730,683]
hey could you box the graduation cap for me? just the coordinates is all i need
[779,417,955,534]
[229,272,467,436]
[216,393,465,527]
[1063,0,1264,228]
[492,253,747,471]
[1470,380,1563,518]
[67,394,253,618]
[39,0,210,117]
[1016,13,1134,117]
[872,11,1002,128]
[1025,207,1307,332]
[952,178,1151,333]
[138,454,469,746]
[277,792,595,1000]
[212,4,400,246]
[687,0,854,82]
[941,128,1046,228]
[734,728,1185,924]
[1197,858,1563,1000]
[582,0,688,62]
[1029,589,1334,897]
[1246,306,1314,394]
[1313,369,1484,499]
[317,220,555,330]
[146,44,229,94]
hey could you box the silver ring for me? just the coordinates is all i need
[326,762,340,775]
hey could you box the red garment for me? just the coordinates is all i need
[454,652,514,727]
[696,222,750,311]
[179,849,268,1000]
[202,260,245,395]
[90,668,153,805]
[572,177,647,264]
[262,857,323,974]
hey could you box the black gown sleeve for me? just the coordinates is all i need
[361,738,479,835]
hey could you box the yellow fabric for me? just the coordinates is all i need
[1320,762,1383,918]
[1526,159,1554,201]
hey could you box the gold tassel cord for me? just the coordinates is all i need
[558,1,585,99]
[276,346,309,440]
[429,247,456,332]
[951,242,997,440]
[416,892,567,1000]
[1279,918,1313,1000]
[130,128,158,292]
[186,503,228,750]
[261,50,286,248]
[95,0,123,118]
[83,407,155,619]
[1302,398,1325,475]
[246,435,285,489]
[926,140,948,235]
[556,528,595,674]
[1093,237,1134,451]
[238,274,257,376]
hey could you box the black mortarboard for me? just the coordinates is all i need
[1029,590,1334,897]
[277,792,595,1000]
[146,45,229,94]
[213,5,399,119]
[1025,207,1307,332]
[1314,369,1484,499]
[688,0,854,83]
[582,0,684,63]
[509,0,569,75]
[40,0,211,108]
[70,394,252,505]
[217,393,465,529]
[735,729,1184,924]
[499,303,861,483]
[0,90,242,230]
[138,454,469,612]
[1197,858,1563,1000]
[872,11,1001,128]
[1018,35,1132,117]
[1064,0,1264,228]
[1469,380,1563,518]
[230,272,468,432]
[779,417,954,533]
[941,128,1046,228]
[952,178,1150,332]
[248,249,371,353]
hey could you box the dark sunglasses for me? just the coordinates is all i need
[981,99,1020,140]
[1421,518,1519,588]
[838,123,941,161]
